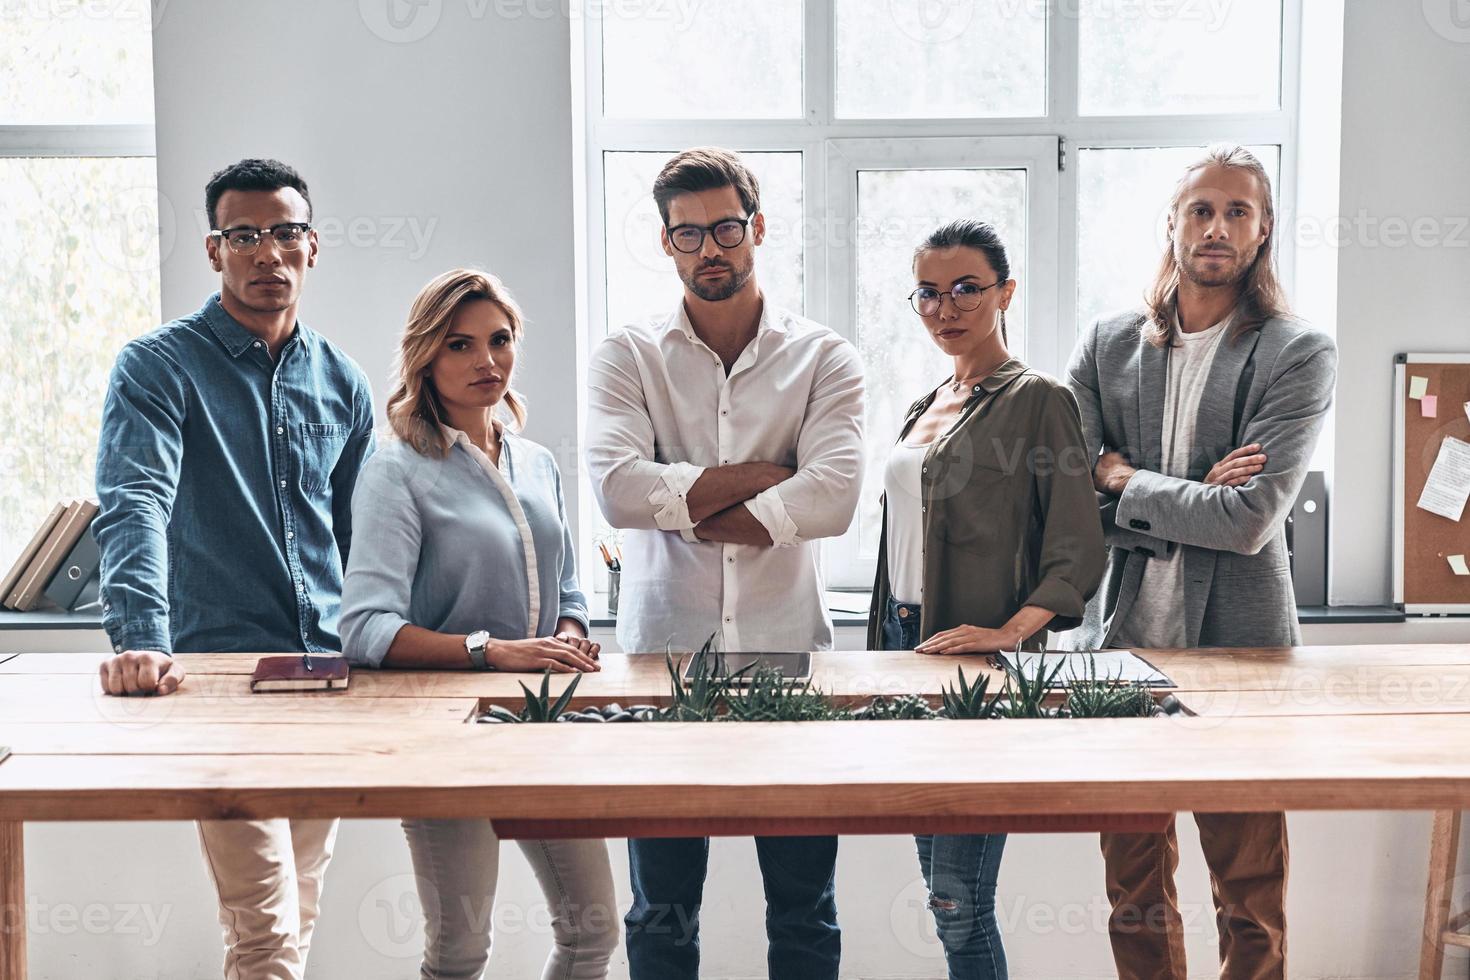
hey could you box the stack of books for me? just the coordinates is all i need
[0,499,102,613]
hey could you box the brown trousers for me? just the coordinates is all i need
[1100,812,1288,980]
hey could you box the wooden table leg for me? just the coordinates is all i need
[1420,809,1461,980]
[1,820,24,980]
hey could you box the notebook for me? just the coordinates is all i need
[250,655,351,693]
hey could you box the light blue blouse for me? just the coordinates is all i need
[339,425,588,668]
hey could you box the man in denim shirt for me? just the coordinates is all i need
[94,158,375,979]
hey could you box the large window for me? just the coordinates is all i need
[0,1,159,573]
[582,0,1300,587]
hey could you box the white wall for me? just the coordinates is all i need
[149,0,583,531]
[17,1,1470,977]
[1328,0,1470,605]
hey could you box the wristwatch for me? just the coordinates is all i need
[465,630,495,671]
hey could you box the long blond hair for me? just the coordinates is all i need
[386,268,528,458]
[1144,143,1291,347]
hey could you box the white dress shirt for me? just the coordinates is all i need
[586,301,865,653]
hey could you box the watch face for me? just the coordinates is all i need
[467,630,490,651]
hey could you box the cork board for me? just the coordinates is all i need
[1394,355,1470,612]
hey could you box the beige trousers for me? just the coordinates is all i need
[196,818,339,980]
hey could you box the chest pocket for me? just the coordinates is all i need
[299,422,350,494]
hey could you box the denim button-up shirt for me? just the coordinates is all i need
[94,293,376,654]
[339,427,589,668]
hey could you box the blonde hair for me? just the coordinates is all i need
[386,268,528,458]
[1144,143,1291,347]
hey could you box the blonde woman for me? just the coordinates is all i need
[340,268,616,979]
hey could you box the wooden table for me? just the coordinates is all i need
[5,644,1470,979]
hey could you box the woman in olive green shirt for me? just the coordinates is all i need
[867,219,1104,979]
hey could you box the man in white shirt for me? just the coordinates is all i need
[586,147,864,980]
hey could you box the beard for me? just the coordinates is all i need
[681,256,754,302]
[1177,241,1260,289]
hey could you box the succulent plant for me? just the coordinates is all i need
[997,653,1067,719]
[1064,655,1160,718]
[477,670,582,723]
[720,663,844,722]
[850,692,939,721]
[939,666,1004,720]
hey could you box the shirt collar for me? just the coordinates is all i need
[973,357,1029,394]
[440,419,509,453]
[666,296,788,345]
[203,292,308,359]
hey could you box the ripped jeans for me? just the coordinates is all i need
[882,598,1010,980]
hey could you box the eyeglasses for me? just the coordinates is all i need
[908,280,1003,317]
[666,217,750,254]
[210,223,312,255]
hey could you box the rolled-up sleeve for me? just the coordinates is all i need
[743,339,866,547]
[338,452,422,668]
[586,334,706,531]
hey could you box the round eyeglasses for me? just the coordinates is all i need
[908,280,1003,317]
[210,223,312,256]
[666,217,750,254]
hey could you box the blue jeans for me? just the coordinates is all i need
[625,835,840,980]
[881,597,1009,980]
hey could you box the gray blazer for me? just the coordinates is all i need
[1064,309,1337,649]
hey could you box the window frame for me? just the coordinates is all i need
[579,0,1303,589]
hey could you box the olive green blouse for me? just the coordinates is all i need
[866,358,1106,650]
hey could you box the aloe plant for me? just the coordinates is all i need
[721,663,843,722]
[479,670,583,723]
[998,653,1067,718]
[658,633,741,722]
[939,666,1004,720]
[1064,655,1158,718]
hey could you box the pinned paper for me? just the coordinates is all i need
[1410,375,1429,399]
[1423,395,1439,417]
[1418,436,1470,522]
[1464,401,1470,423]
[1450,555,1470,577]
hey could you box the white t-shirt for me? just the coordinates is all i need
[1113,313,1231,649]
[884,440,931,604]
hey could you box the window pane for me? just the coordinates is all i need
[0,157,161,573]
[0,0,155,124]
[602,1,801,119]
[854,168,1027,558]
[836,0,1046,118]
[1075,145,1280,332]
[602,150,803,333]
[1078,0,1281,115]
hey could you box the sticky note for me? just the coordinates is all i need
[1423,395,1439,417]
[1450,555,1470,577]
[1410,376,1429,399]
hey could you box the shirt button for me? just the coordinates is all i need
[726,556,734,563]
[724,616,732,623]
[286,531,295,540]
[721,410,728,416]
[276,426,284,435]
[279,480,287,488]
[254,341,262,348]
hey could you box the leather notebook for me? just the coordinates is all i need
[250,655,351,693]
